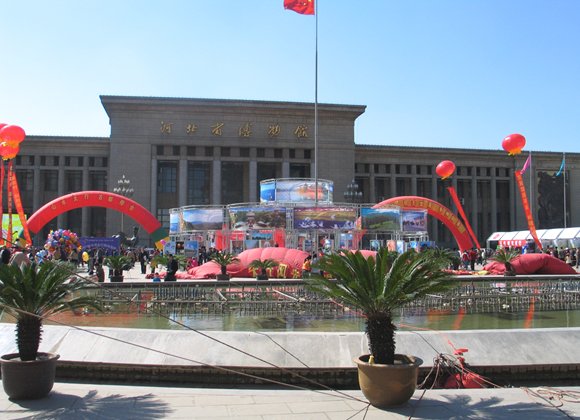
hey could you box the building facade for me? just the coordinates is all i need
[14,96,578,248]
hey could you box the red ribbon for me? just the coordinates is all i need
[515,170,542,250]
[0,161,4,245]
[10,162,32,245]
[447,186,480,249]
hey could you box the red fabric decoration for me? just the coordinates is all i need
[185,247,309,279]
[484,253,577,275]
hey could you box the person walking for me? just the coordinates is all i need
[138,248,148,274]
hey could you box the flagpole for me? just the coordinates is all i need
[314,0,318,207]
[563,152,567,228]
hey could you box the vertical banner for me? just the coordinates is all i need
[446,187,480,249]
[515,170,542,250]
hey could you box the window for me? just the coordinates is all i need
[304,149,311,159]
[53,156,60,166]
[157,208,170,230]
[41,170,58,191]
[89,171,107,190]
[89,157,95,166]
[205,147,213,157]
[78,157,84,167]
[15,170,33,191]
[172,146,180,156]
[274,149,283,159]
[187,146,196,156]
[157,161,177,193]
[156,145,164,155]
[221,162,245,204]
[40,156,46,166]
[15,156,21,165]
[65,170,82,193]
[221,147,231,157]
[65,157,71,166]
[257,148,265,158]
[187,162,210,205]
[28,156,35,165]
[240,147,250,158]
[290,163,310,178]
[289,149,295,159]
[102,157,108,167]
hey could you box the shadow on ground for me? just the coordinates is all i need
[6,390,170,419]
[381,393,568,419]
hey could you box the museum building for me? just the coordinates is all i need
[14,95,578,248]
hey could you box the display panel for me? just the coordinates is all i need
[293,207,357,229]
[360,207,401,231]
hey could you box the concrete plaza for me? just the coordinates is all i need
[2,382,579,419]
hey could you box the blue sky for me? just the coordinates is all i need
[1,0,579,152]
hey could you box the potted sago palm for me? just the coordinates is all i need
[0,261,101,399]
[103,255,133,282]
[307,248,453,407]
[211,252,239,281]
[248,258,279,280]
[490,248,520,276]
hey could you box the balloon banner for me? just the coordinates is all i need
[514,170,542,250]
[375,196,473,252]
[446,186,481,249]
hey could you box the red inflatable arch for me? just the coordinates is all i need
[26,191,167,242]
[374,196,473,251]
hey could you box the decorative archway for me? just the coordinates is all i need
[374,196,473,251]
[26,191,167,243]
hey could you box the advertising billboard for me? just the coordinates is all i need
[169,211,181,234]
[260,179,333,203]
[361,207,401,231]
[293,207,357,230]
[402,210,428,232]
[2,214,25,238]
[260,180,277,202]
[180,208,224,231]
[229,207,286,230]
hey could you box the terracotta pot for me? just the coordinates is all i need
[354,354,422,407]
[1,352,60,400]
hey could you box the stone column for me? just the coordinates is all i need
[212,160,221,204]
[491,169,497,232]
[32,167,40,212]
[411,165,417,196]
[150,159,157,219]
[249,160,257,202]
[471,167,478,238]
[369,165,376,203]
[81,167,89,237]
[178,159,187,207]
[57,165,65,228]
[509,170,516,230]
[282,150,290,178]
[390,164,396,197]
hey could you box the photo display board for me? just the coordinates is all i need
[293,207,357,230]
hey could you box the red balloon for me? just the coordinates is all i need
[0,125,26,144]
[502,133,526,155]
[0,124,7,131]
[436,160,456,180]
[2,145,20,160]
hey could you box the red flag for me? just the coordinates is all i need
[284,0,314,15]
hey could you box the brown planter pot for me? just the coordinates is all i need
[216,274,230,281]
[110,275,124,282]
[354,354,422,407]
[1,352,60,400]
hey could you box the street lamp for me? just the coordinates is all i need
[344,179,363,203]
[113,174,134,233]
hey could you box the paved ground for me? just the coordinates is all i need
[1,382,579,419]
